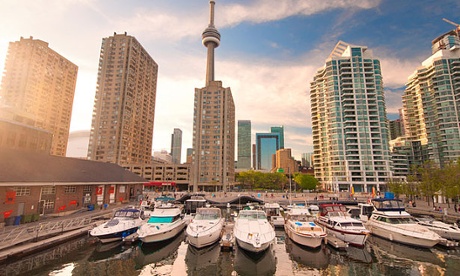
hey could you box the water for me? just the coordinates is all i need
[1,229,460,276]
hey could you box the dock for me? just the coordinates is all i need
[220,222,235,249]
[437,238,458,248]
[325,235,348,250]
[123,232,139,244]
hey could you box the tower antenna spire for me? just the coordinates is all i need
[202,1,221,85]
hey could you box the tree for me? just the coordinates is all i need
[293,174,318,191]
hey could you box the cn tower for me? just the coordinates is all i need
[202,0,220,85]
[192,0,235,193]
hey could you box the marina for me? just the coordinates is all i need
[1,193,460,275]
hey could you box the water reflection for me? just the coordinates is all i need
[185,242,220,275]
[234,246,276,276]
[284,236,328,269]
[135,230,185,268]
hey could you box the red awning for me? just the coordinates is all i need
[144,181,176,187]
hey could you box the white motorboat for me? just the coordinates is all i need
[137,204,186,244]
[366,198,441,248]
[233,209,276,253]
[414,217,460,241]
[284,206,326,248]
[90,207,144,243]
[263,202,284,228]
[186,207,224,248]
[317,203,370,247]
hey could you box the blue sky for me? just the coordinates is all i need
[0,0,459,160]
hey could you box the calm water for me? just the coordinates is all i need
[1,229,460,276]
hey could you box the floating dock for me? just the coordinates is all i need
[325,235,348,250]
[220,222,235,249]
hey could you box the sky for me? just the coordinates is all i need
[0,0,459,161]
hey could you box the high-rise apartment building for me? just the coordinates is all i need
[0,37,78,156]
[310,41,392,193]
[270,126,285,149]
[256,132,281,171]
[192,1,235,192]
[237,120,251,169]
[87,33,158,166]
[171,128,182,164]
[402,29,460,167]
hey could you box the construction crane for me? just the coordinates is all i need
[442,18,460,36]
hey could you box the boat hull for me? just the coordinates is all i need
[366,222,440,248]
[186,220,224,248]
[138,221,186,244]
[284,225,324,248]
[318,221,368,247]
[235,237,272,253]
[90,219,144,243]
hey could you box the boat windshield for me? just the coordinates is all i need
[238,211,267,220]
[147,216,174,223]
[377,216,415,224]
[195,210,221,220]
[114,210,139,218]
[339,222,364,228]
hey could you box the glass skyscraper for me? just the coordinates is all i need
[310,41,392,193]
[270,126,284,149]
[237,120,251,169]
[171,128,182,164]
[256,132,281,171]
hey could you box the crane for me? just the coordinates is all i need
[442,18,460,36]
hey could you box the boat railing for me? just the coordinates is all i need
[0,216,98,251]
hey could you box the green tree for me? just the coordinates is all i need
[419,161,443,207]
[293,174,318,191]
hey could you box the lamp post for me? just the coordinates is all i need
[289,167,292,206]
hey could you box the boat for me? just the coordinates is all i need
[284,206,326,248]
[90,207,144,243]
[316,203,370,247]
[233,209,276,253]
[183,195,208,225]
[137,204,186,244]
[365,197,441,248]
[347,203,374,222]
[414,216,460,241]
[263,202,284,228]
[186,207,224,248]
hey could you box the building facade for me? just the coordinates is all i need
[272,148,298,174]
[310,41,392,193]
[87,33,158,166]
[256,132,281,171]
[191,1,235,192]
[237,120,251,169]
[170,128,182,164]
[270,126,285,149]
[402,29,460,168]
[0,37,78,156]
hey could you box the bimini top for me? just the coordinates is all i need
[371,198,405,212]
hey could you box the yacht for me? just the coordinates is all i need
[317,203,370,247]
[186,207,224,248]
[137,204,186,244]
[263,202,284,228]
[233,209,276,253]
[414,216,460,241]
[366,198,441,248]
[90,207,144,243]
[284,206,326,248]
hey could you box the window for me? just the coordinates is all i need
[44,200,55,209]
[13,187,30,196]
[83,186,92,192]
[42,186,56,195]
[64,186,77,193]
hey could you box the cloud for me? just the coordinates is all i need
[219,0,381,25]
